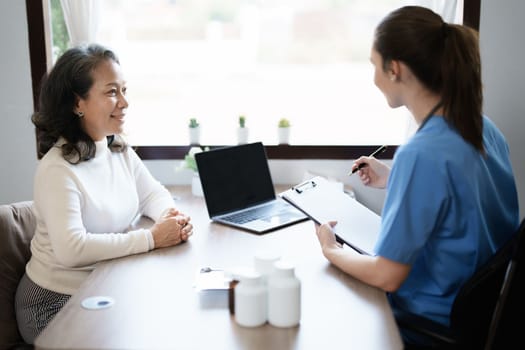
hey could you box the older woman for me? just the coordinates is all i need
[16,44,193,343]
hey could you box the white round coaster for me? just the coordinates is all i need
[81,296,115,310]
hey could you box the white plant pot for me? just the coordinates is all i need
[277,127,290,144]
[237,127,249,144]
[191,173,204,197]
[189,127,201,145]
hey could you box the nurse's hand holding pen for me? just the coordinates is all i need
[350,146,391,188]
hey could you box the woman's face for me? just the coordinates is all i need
[76,59,128,141]
[370,48,402,109]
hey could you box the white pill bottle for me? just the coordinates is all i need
[234,272,267,327]
[267,261,301,327]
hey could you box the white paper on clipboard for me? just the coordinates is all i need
[279,176,381,255]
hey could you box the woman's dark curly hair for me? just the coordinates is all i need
[32,43,127,164]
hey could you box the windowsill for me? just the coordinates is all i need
[134,144,398,160]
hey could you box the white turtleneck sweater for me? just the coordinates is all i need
[26,138,175,295]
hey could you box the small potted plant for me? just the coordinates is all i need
[175,146,209,196]
[188,117,201,145]
[277,118,291,144]
[237,115,249,144]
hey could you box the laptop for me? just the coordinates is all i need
[195,142,309,233]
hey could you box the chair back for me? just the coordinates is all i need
[450,218,525,348]
[0,201,36,348]
[486,218,525,349]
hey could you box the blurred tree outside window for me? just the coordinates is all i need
[49,0,69,60]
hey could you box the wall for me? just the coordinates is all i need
[0,1,37,204]
[479,0,525,218]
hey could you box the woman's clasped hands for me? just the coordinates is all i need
[151,208,193,248]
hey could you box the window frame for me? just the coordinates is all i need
[25,0,480,160]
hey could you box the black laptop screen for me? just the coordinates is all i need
[195,142,277,217]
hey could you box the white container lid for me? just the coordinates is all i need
[272,260,295,278]
[254,251,281,275]
[238,271,263,286]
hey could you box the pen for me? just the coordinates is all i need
[349,145,387,175]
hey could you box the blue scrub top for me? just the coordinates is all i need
[375,115,519,326]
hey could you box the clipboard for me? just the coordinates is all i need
[279,176,381,255]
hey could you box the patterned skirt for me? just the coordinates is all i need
[15,273,71,344]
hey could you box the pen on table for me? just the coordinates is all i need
[349,145,388,175]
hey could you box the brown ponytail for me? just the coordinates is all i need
[440,23,484,154]
[374,6,484,154]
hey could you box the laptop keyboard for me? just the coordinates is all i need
[222,201,289,224]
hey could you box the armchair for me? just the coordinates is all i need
[0,201,35,349]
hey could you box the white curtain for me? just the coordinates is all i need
[60,0,101,46]
[415,0,463,23]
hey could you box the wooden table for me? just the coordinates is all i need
[35,186,402,350]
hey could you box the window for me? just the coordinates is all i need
[29,0,476,159]
[93,0,414,147]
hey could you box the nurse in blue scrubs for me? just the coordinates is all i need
[314,6,519,347]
